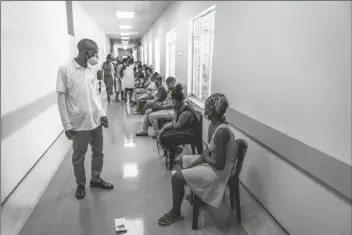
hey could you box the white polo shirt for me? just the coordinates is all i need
[56,59,106,131]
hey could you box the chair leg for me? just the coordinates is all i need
[192,199,200,230]
[234,180,241,224]
[229,181,235,209]
[191,144,196,154]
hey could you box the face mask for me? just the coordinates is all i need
[88,57,98,66]
[86,51,99,66]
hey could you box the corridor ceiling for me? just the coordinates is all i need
[79,1,171,43]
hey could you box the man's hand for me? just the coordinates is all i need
[65,129,76,140]
[101,116,109,128]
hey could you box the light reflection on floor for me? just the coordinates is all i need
[123,163,139,179]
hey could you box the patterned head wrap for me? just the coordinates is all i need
[204,93,229,122]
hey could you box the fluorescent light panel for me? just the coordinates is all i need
[119,25,132,30]
[116,11,134,19]
[120,32,130,36]
[121,37,129,40]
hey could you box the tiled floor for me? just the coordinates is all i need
[18,98,247,235]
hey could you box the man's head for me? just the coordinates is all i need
[77,39,99,66]
[165,76,176,91]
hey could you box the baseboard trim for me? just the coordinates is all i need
[1,132,71,235]
[240,182,289,235]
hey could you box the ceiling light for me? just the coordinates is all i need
[121,37,129,40]
[119,25,132,30]
[116,11,134,19]
[120,32,131,36]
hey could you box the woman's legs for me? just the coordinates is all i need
[168,171,186,217]
[159,131,196,169]
[135,93,154,113]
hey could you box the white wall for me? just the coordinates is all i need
[72,1,108,63]
[211,1,351,164]
[1,1,109,202]
[142,1,352,234]
[1,1,74,115]
[1,1,73,202]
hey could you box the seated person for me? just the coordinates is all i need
[133,75,165,115]
[134,64,145,87]
[131,72,158,105]
[156,84,201,169]
[157,93,237,226]
[135,67,153,92]
[136,76,176,138]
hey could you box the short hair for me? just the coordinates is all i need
[166,76,176,84]
[77,39,97,52]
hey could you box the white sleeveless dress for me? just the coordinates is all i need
[181,123,237,208]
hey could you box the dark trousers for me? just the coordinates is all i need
[159,129,196,158]
[72,125,104,186]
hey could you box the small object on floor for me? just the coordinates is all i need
[158,213,184,226]
[90,179,114,189]
[75,185,85,199]
[133,112,140,115]
[152,135,157,139]
[136,132,148,137]
[115,99,120,102]
[115,218,128,233]
[184,193,191,203]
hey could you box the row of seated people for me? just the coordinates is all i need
[129,66,241,227]
[134,88,240,227]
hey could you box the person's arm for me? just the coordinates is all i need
[96,90,106,117]
[203,128,230,170]
[56,68,72,131]
[147,87,164,105]
[174,111,192,129]
[57,92,72,131]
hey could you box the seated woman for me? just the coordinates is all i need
[156,84,201,169]
[157,93,237,226]
[133,75,165,115]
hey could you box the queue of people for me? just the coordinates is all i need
[57,38,239,229]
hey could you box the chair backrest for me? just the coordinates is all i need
[194,110,203,140]
[234,139,248,176]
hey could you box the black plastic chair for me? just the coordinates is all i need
[190,139,248,230]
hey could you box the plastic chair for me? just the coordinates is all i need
[190,139,248,230]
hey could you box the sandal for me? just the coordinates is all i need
[158,213,184,226]
[136,132,148,137]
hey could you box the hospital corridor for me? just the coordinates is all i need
[1,1,351,235]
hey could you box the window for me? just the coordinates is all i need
[166,29,176,77]
[154,38,160,73]
[141,47,144,64]
[191,6,215,101]
[149,41,153,65]
[144,43,148,64]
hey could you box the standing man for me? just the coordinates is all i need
[56,39,114,200]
